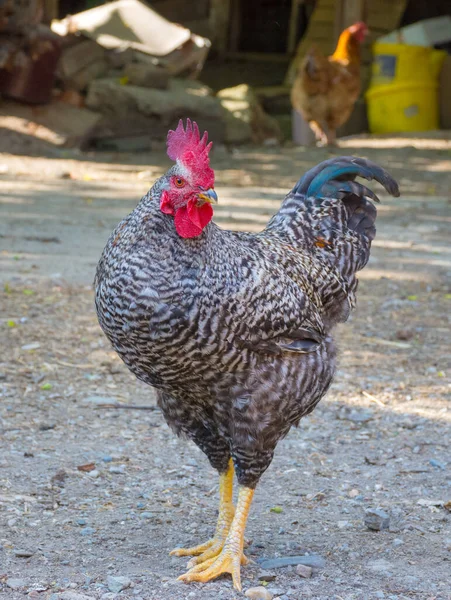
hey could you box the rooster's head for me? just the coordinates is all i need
[160,119,216,239]
[348,22,368,43]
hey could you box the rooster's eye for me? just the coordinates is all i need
[174,177,185,188]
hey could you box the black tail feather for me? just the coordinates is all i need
[292,156,400,201]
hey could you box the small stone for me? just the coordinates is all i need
[337,407,373,423]
[258,570,277,582]
[14,548,34,557]
[364,508,390,531]
[367,558,392,573]
[429,459,445,469]
[348,488,360,498]
[139,512,154,519]
[7,579,26,590]
[337,520,350,529]
[267,588,285,597]
[77,519,87,526]
[396,329,413,341]
[109,465,126,474]
[258,555,325,570]
[80,527,96,536]
[245,586,273,600]
[39,423,56,431]
[392,538,404,547]
[21,342,41,350]
[106,576,132,594]
[375,592,385,599]
[59,593,96,600]
[88,469,100,478]
[100,594,118,600]
[295,564,312,578]
[102,456,113,463]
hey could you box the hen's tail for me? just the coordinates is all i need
[266,156,399,324]
[264,157,399,320]
[292,156,399,244]
[293,156,399,201]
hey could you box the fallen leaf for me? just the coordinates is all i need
[77,462,96,472]
[270,506,283,514]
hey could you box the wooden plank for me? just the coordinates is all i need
[151,0,209,23]
[225,51,290,62]
[210,0,231,56]
[285,0,336,84]
[287,0,301,54]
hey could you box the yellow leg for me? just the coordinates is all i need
[170,460,235,565]
[178,485,254,591]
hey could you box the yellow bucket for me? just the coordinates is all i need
[366,81,439,133]
[371,42,446,86]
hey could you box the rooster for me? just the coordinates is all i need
[95,119,399,590]
[291,22,368,146]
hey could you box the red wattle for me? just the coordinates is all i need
[160,190,174,215]
[187,199,213,230]
[174,207,203,238]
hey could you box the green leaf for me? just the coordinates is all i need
[444,294,451,300]
[4,283,12,294]
[270,506,283,514]
[7,320,16,327]
[407,295,417,301]
[40,383,52,390]
[22,289,34,296]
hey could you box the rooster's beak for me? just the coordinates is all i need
[197,188,218,205]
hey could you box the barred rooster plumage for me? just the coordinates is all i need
[95,119,399,590]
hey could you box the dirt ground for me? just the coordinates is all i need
[1,132,450,600]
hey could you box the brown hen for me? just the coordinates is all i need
[291,22,368,146]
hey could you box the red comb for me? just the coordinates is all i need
[167,119,212,161]
[167,119,214,188]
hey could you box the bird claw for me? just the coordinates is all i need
[177,546,246,591]
[186,538,224,568]
[170,539,216,558]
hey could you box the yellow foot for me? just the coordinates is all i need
[170,536,224,561]
[178,486,255,591]
[171,460,235,567]
[177,545,248,591]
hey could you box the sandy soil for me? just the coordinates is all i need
[0,133,450,600]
